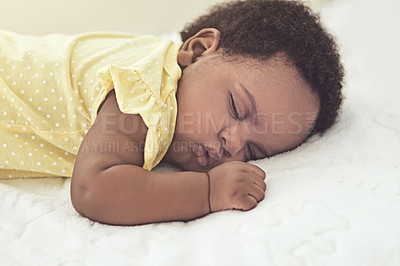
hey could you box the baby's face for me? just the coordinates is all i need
[163,53,319,172]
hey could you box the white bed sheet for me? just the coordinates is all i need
[1,0,399,265]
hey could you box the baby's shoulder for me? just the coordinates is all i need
[96,90,148,143]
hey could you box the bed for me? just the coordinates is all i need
[1,0,399,265]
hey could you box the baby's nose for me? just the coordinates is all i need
[220,132,244,158]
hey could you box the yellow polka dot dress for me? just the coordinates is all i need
[0,29,182,179]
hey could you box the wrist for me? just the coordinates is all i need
[205,172,212,213]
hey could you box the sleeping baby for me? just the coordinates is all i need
[0,0,344,225]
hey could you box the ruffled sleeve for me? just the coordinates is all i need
[93,62,179,170]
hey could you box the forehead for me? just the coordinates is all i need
[244,56,317,112]
[229,55,320,154]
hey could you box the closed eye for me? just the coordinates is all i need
[247,143,256,161]
[229,93,244,121]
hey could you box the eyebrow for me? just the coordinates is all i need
[238,83,269,158]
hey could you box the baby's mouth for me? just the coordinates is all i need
[194,144,209,167]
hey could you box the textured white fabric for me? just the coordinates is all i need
[0,0,399,265]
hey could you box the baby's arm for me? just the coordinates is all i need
[71,91,210,225]
[71,91,266,226]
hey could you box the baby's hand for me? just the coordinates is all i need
[207,161,266,212]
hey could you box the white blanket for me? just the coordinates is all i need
[1,0,399,265]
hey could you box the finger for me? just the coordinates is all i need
[238,164,266,180]
[248,185,265,202]
[247,164,266,179]
[248,174,267,191]
[243,195,258,211]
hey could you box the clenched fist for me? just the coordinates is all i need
[207,161,266,212]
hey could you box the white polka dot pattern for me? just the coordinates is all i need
[0,30,181,178]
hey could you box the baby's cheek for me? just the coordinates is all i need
[176,112,220,139]
[175,112,197,135]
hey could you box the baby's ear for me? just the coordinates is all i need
[177,28,220,68]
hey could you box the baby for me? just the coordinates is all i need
[0,0,343,225]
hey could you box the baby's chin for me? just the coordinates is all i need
[180,162,210,172]
[163,146,214,172]
[166,160,211,173]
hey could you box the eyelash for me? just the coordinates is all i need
[229,93,255,160]
[247,144,256,161]
[229,94,244,121]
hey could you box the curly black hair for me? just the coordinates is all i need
[180,0,344,135]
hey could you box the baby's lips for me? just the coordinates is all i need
[202,143,223,161]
